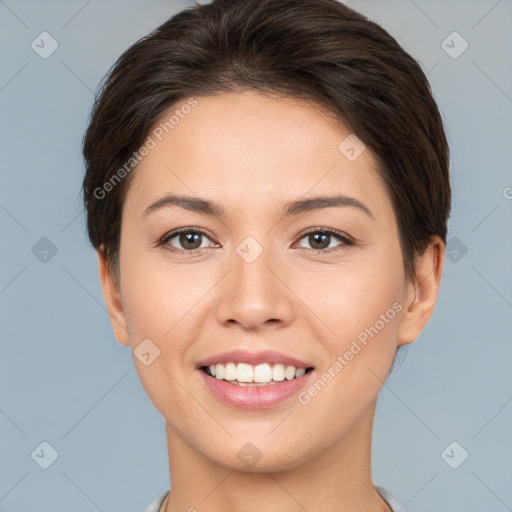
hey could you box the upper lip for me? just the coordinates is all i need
[196,350,313,369]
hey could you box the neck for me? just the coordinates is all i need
[162,401,390,512]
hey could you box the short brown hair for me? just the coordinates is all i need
[82,0,451,281]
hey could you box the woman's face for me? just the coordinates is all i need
[109,90,417,471]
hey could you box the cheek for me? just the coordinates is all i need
[118,225,186,340]
[294,262,404,428]
[118,238,212,382]
[121,272,191,347]
[307,241,405,367]
[118,254,194,415]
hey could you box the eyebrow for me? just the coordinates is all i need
[142,193,374,219]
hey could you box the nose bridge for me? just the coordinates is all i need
[235,234,273,291]
[215,233,294,329]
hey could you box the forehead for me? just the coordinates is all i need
[124,90,392,221]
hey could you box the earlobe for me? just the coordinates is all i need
[397,236,445,346]
[97,248,130,346]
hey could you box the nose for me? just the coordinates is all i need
[215,237,295,332]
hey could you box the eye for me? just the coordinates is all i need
[159,227,217,252]
[295,228,353,252]
[158,227,354,254]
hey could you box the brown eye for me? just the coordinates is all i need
[296,229,353,252]
[177,232,203,250]
[308,232,331,250]
[160,228,214,252]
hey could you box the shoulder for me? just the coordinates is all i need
[375,485,405,512]
[142,490,169,512]
[143,487,402,512]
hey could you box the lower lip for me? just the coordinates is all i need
[198,369,314,409]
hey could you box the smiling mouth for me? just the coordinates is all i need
[200,363,314,386]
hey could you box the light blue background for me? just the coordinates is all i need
[1,1,511,510]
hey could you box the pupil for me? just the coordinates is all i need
[310,233,329,249]
[181,232,201,249]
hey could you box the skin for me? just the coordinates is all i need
[97,90,445,512]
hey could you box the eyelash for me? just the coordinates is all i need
[157,227,354,255]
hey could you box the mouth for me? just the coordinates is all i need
[196,355,315,409]
[199,362,315,386]
[195,350,315,409]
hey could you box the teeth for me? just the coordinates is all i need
[272,364,285,381]
[237,363,253,382]
[207,362,309,384]
[224,362,237,381]
[254,363,272,382]
[295,368,306,378]
[215,363,225,380]
[285,365,296,380]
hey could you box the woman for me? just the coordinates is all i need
[82,0,451,510]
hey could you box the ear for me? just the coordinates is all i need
[397,236,445,346]
[97,248,130,346]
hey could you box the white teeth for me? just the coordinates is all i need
[215,363,225,380]
[253,363,272,382]
[285,365,296,380]
[272,364,285,381]
[236,363,253,382]
[224,362,237,381]
[207,362,309,384]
